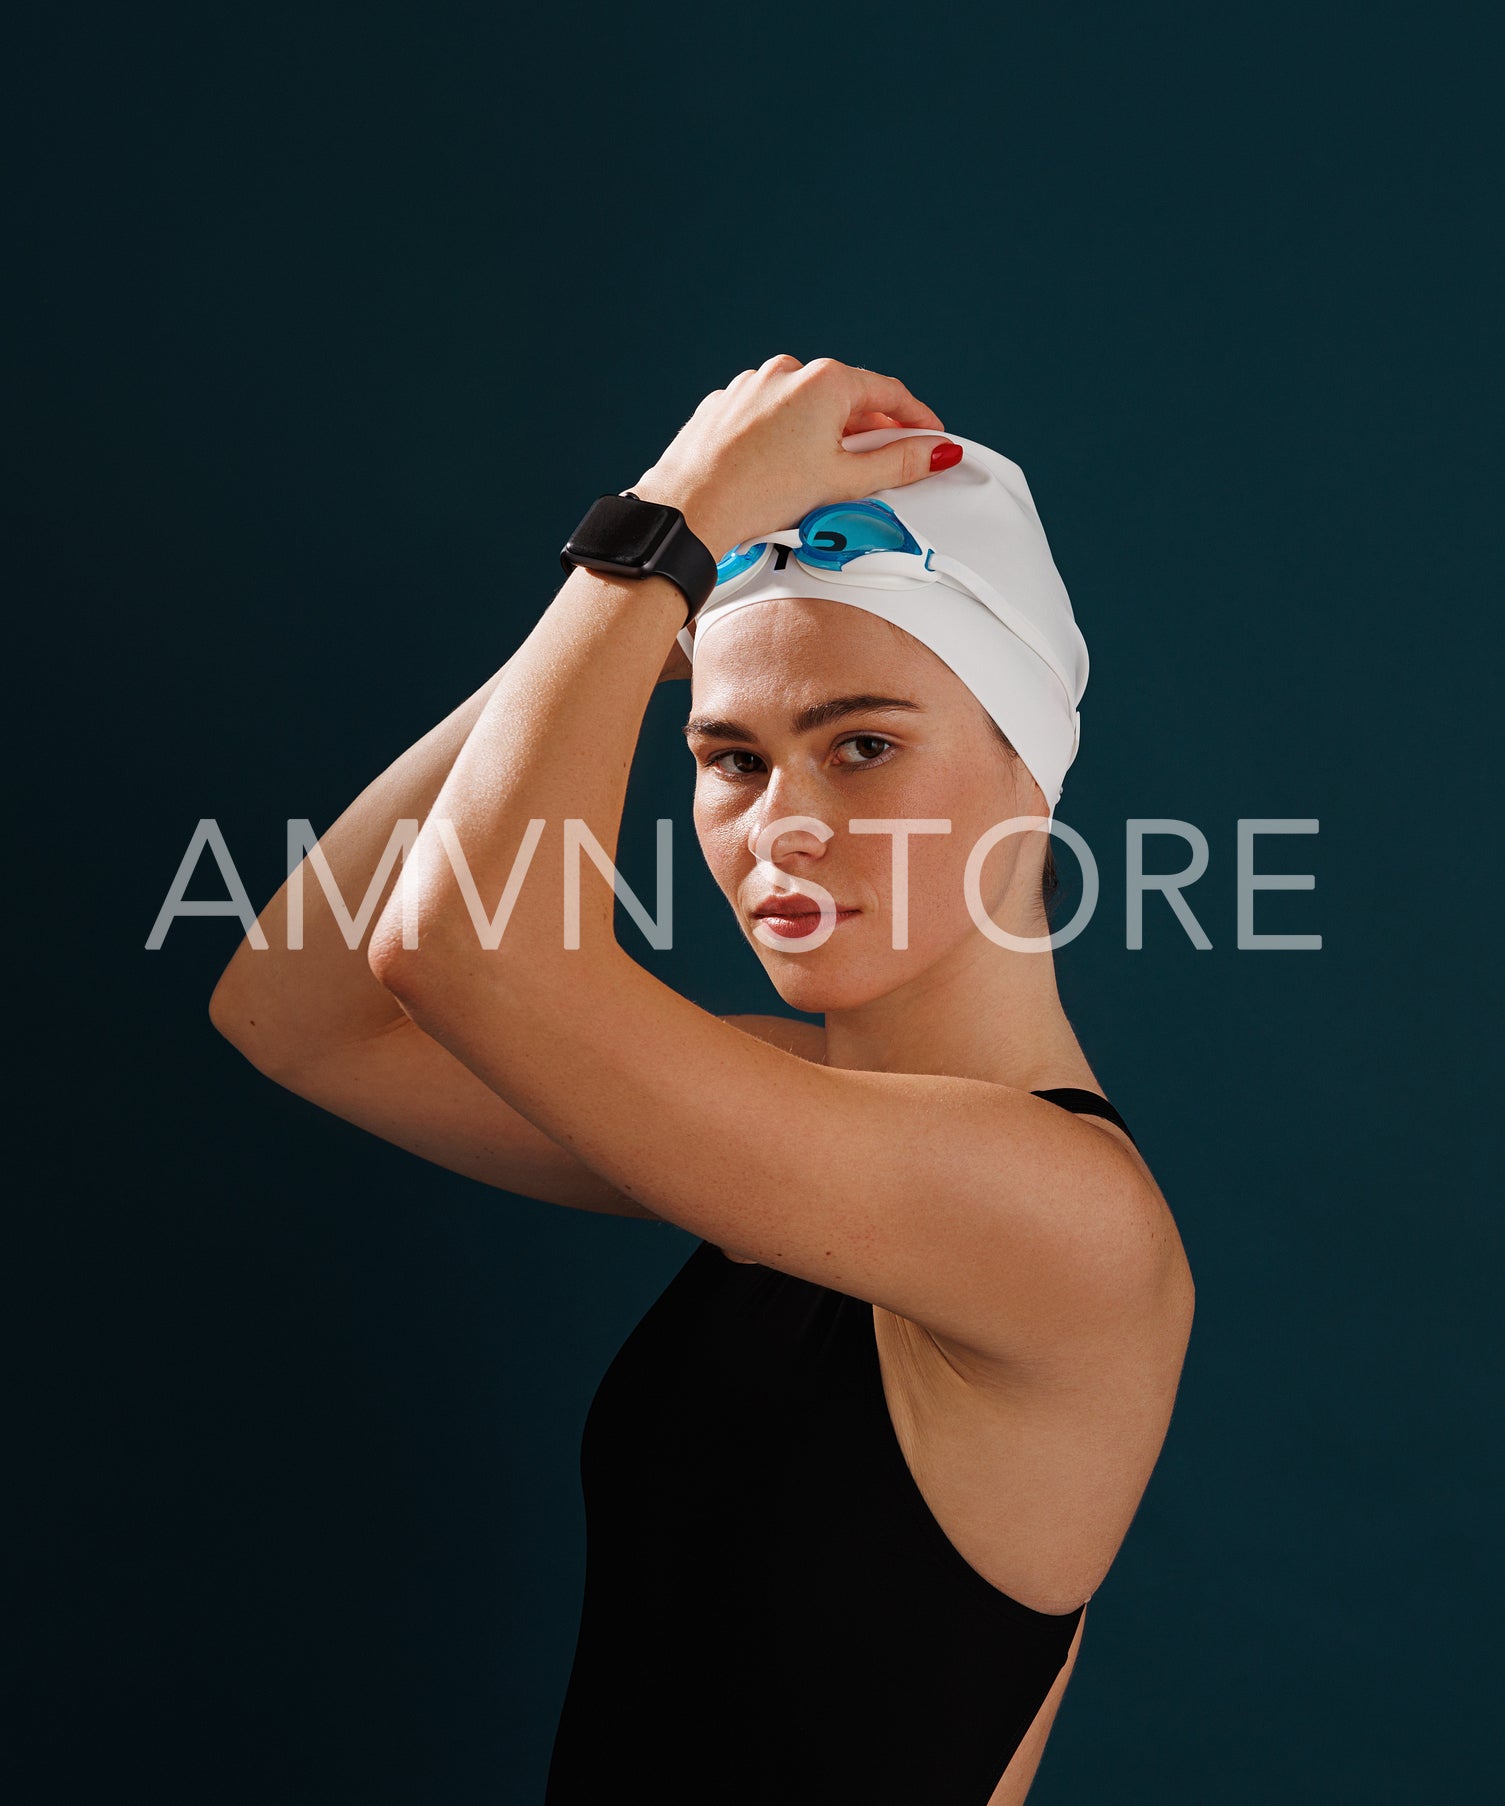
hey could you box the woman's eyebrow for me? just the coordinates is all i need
[682,695,925,742]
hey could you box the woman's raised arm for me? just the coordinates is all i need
[209,659,514,1074]
[207,643,744,1220]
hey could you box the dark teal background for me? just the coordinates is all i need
[11,3,1500,1800]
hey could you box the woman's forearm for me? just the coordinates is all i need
[210,655,519,1073]
[368,565,691,1001]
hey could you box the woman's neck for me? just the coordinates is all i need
[821,933,1097,1095]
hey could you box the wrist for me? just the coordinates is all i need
[628,472,734,564]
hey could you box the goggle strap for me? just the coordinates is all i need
[739,529,801,553]
[926,552,1077,706]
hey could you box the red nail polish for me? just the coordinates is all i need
[930,441,963,471]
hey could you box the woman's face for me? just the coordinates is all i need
[685,598,1047,1013]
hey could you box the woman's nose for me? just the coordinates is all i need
[744,757,837,860]
[746,807,834,866]
[747,817,834,866]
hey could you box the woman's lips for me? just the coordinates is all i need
[752,906,862,940]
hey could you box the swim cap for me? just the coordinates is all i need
[676,427,1089,817]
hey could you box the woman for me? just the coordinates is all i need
[210,355,1195,1805]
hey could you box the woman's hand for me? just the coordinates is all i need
[630,355,959,564]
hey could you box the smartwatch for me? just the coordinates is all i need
[559,492,718,626]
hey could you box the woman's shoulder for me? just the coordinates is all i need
[718,1024,1151,1178]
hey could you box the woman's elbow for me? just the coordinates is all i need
[207,957,286,1075]
[366,914,420,999]
[208,938,257,1042]
[367,904,529,1026]
[208,935,318,1079]
[365,904,462,1008]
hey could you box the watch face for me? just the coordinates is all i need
[570,494,675,566]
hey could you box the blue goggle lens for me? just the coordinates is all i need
[713,499,926,589]
[714,543,769,587]
[794,499,921,570]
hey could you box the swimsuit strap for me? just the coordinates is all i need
[1030,1086,1139,1149]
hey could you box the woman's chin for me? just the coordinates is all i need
[762,950,923,1017]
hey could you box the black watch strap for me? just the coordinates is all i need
[559,491,718,626]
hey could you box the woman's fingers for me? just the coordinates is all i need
[841,431,962,496]
[733,356,944,433]
[832,362,945,433]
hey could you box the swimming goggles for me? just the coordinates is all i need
[709,499,1075,706]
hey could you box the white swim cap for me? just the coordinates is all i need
[677,427,1089,817]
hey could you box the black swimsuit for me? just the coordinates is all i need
[545,1088,1138,1805]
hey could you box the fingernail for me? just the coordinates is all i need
[930,441,963,471]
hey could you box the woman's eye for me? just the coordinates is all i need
[702,736,895,778]
[834,734,895,766]
[707,749,767,777]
